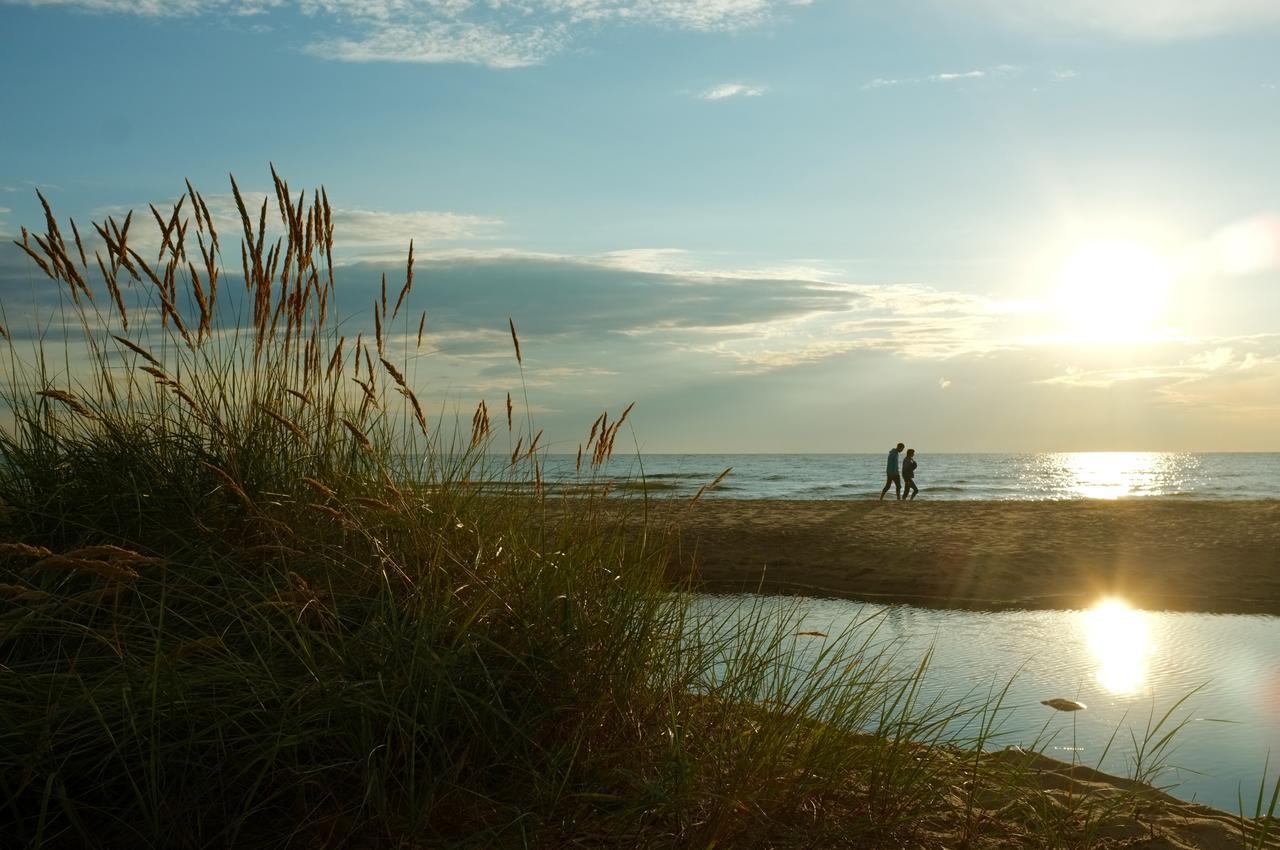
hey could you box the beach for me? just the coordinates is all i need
[671,499,1280,614]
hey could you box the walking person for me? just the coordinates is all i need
[902,448,919,500]
[880,442,905,501]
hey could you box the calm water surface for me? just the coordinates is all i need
[522,452,1280,500]
[692,594,1280,813]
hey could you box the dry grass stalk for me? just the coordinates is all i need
[380,469,404,499]
[190,261,211,339]
[31,555,141,582]
[302,477,338,501]
[113,335,161,367]
[62,545,161,565]
[506,392,513,431]
[587,412,605,448]
[14,228,55,278]
[0,583,51,603]
[342,418,374,453]
[352,378,377,407]
[393,239,414,319]
[309,504,345,523]
[100,254,129,329]
[285,388,311,406]
[0,543,54,559]
[326,337,345,381]
[508,317,522,365]
[689,467,734,508]
[69,218,88,269]
[374,302,384,355]
[351,497,396,512]
[259,405,307,441]
[417,310,427,348]
[527,429,542,458]
[37,389,96,419]
[510,437,523,466]
[379,357,406,388]
[168,383,208,422]
[470,400,490,448]
[398,386,429,437]
[200,461,254,510]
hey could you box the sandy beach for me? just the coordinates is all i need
[670,499,1280,614]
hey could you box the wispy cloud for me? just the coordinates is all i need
[952,0,1280,41]
[1036,336,1280,417]
[4,0,812,67]
[929,69,989,82]
[698,82,766,101]
[3,0,279,15]
[862,64,1018,91]
[305,22,569,68]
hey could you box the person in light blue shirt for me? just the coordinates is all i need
[880,442,905,501]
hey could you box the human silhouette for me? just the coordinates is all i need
[903,448,919,500]
[880,442,905,501]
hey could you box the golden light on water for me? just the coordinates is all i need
[1083,597,1151,695]
[1059,451,1154,499]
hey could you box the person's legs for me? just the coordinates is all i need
[905,478,918,500]
[880,474,902,500]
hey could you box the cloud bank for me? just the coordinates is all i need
[953,0,1280,41]
[3,0,814,67]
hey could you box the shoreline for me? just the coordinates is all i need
[667,499,1280,615]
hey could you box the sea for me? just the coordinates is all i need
[521,452,1280,501]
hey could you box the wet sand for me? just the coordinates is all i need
[669,499,1280,614]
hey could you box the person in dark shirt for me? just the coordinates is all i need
[902,448,919,500]
[880,442,905,501]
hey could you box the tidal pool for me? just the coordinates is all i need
[691,594,1280,813]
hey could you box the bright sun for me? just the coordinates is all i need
[1053,239,1173,341]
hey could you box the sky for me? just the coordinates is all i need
[1,0,1278,452]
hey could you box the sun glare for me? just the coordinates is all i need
[1053,239,1173,341]
[1083,597,1152,695]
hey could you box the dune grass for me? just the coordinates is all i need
[0,172,1273,848]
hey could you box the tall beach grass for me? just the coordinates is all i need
[0,172,1275,848]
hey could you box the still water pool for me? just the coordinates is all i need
[692,594,1280,813]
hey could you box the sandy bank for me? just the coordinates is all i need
[669,499,1280,614]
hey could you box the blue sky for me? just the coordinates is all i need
[2,0,1279,451]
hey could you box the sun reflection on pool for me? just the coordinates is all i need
[1083,598,1151,695]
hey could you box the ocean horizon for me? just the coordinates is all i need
[481,451,1280,501]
